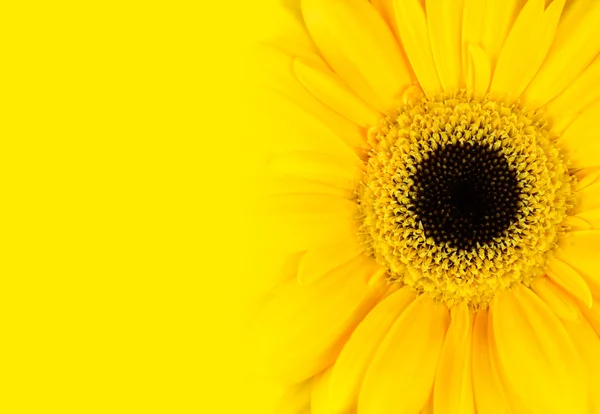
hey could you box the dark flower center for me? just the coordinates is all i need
[408,142,521,251]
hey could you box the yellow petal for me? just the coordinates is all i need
[491,284,588,414]
[372,0,428,40]
[562,317,600,413]
[393,0,443,97]
[358,295,450,414]
[298,239,366,285]
[433,302,476,414]
[280,252,306,284]
[555,231,600,299]
[370,0,396,33]
[293,57,382,128]
[466,45,491,98]
[301,0,413,113]
[545,55,600,134]
[265,193,357,217]
[426,0,464,92]
[523,1,600,107]
[488,313,537,414]
[367,267,389,288]
[574,209,600,231]
[262,175,352,199]
[546,256,593,308]
[562,215,592,231]
[461,0,486,72]
[264,218,357,253]
[252,255,388,383]
[267,151,363,191]
[275,93,369,152]
[310,367,333,414]
[420,394,434,414]
[255,0,321,65]
[255,252,309,309]
[573,175,600,214]
[263,209,358,253]
[274,379,313,414]
[530,276,581,320]
[579,300,600,336]
[490,0,565,103]
[472,310,512,414]
[573,168,600,192]
[329,287,416,413]
[557,99,600,169]
[257,46,369,153]
[479,0,524,69]
[489,0,544,101]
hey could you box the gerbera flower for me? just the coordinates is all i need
[252,0,600,412]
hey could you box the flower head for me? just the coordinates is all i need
[253,1,600,413]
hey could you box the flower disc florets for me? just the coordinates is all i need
[358,93,573,307]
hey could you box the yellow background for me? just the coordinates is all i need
[1,1,286,412]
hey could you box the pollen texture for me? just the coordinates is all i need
[357,93,573,307]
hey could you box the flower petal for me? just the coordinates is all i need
[545,54,600,135]
[426,0,464,92]
[574,208,600,231]
[358,295,450,414]
[420,395,434,414]
[263,175,352,199]
[265,193,357,217]
[433,302,476,414]
[491,284,588,414]
[370,0,396,33]
[301,0,413,113]
[488,311,537,414]
[472,310,512,414]
[579,300,600,336]
[329,287,416,413]
[490,0,565,103]
[479,0,523,68]
[530,276,581,320]
[572,172,600,214]
[523,0,600,107]
[393,0,443,97]
[573,168,600,192]
[466,45,491,98]
[274,380,313,414]
[252,255,388,383]
[562,215,593,231]
[263,213,358,253]
[298,239,366,285]
[310,367,333,414]
[267,151,363,191]
[555,231,600,299]
[293,57,382,128]
[546,256,593,308]
[461,0,486,72]
[257,46,369,153]
[557,99,600,169]
[562,317,600,412]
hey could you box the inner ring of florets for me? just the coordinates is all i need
[357,93,572,308]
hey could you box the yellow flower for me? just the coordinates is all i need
[252,1,600,413]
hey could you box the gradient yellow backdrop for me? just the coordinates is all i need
[1,1,288,412]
